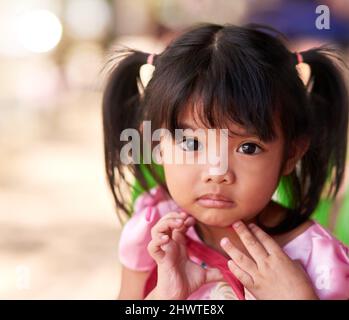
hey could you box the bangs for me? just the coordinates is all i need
[149,41,280,142]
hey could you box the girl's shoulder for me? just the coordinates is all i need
[118,186,180,272]
[282,220,349,299]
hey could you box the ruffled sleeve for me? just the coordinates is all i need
[284,223,349,300]
[307,235,349,299]
[118,187,165,271]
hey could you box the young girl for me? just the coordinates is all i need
[102,23,349,300]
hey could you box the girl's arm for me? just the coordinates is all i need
[117,266,150,300]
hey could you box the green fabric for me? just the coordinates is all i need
[275,175,295,209]
[311,199,332,227]
[275,175,333,226]
[334,188,349,245]
[130,163,165,205]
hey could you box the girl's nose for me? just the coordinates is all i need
[201,169,235,185]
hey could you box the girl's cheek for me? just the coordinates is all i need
[235,160,281,197]
[168,167,204,208]
[236,150,283,178]
[164,163,197,193]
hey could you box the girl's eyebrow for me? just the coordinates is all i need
[226,130,260,139]
[177,122,259,138]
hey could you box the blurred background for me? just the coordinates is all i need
[1,0,349,299]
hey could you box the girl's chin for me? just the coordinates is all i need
[192,211,237,228]
[202,221,232,228]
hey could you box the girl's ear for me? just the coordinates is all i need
[282,137,310,176]
[153,140,164,165]
[154,148,164,165]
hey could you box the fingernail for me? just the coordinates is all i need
[186,216,195,223]
[249,223,256,229]
[175,218,183,224]
[161,235,168,240]
[220,237,229,247]
[232,221,241,229]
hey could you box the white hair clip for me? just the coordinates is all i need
[139,54,156,89]
[294,51,311,87]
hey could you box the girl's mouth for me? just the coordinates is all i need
[196,194,236,209]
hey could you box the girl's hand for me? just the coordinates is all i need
[147,211,223,300]
[220,221,318,300]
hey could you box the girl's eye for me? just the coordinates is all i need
[179,137,202,151]
[237,143,263,155]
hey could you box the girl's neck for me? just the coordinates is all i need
[194,201,286,259]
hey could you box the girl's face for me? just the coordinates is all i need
[159,109,288,227]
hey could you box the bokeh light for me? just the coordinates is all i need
[65,0,111,40]
[14,9,63,53]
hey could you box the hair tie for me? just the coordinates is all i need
[295,51,303,65]
[139,53,156,90]
[147,53,155,65]
[294,51,311,88]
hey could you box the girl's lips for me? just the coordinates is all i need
[196,195,236,209]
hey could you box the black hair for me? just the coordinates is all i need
[102,23,348,233]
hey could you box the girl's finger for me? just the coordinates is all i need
[172,216,195,245]
[227,259,254,289]
[150,216,185,238]
[147,235,170,260]
[155,211,187,224]
[204,267,224,284]
[232,221,269,264]
[184,216,195,226]
[220,237,258,273]
[149,214,194,257]
[151,212,194,238]
[248,223,283,256]
[172,229,187,245]
[160,211,187,223]
[174,216,196,233]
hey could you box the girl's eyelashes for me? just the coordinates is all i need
[177,137,264,155]
[178,137,202,151]
[237,142,263,155]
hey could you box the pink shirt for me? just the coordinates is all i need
[118,186,349,300]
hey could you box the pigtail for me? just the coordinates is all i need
[102,49,157,221]
[293,47,348,226]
